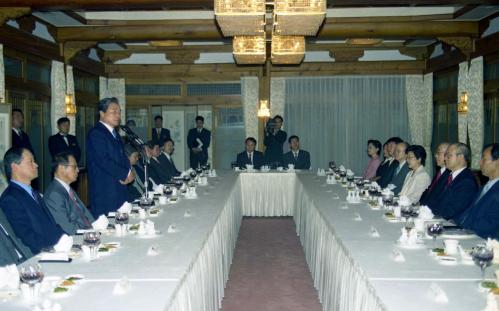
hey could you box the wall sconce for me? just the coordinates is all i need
[257,99,271,118]
[457,91,468,114]
[65,93,77,116]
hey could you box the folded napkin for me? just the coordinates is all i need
[386,183,397,191]
[484,293,499,311]
[92,215,109,231]
[40,252,69,262]
[427,283,448,303]
[381,188,394,196]
[398,228,418,245]
[168,223,178,233]
[353,212,362,221]
[346,169,354,176]
[117,201,132,214]
[418,205,434,220]
[53,234,73,253]
[0,264,20,290]
[113,276,131,295]
[137,220,146,235]
[370,226,380,238]
[152,184,164,194]
[184,210,192,218]
[145,220,156,235]
[391,250,405,262]
[398,195,411,207]
[339,165,346,172]
[371,181,380,189]
[147,246,159,256]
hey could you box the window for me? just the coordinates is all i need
[484,56,499,144]
[432,68,458,151]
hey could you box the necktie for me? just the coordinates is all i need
[62,135,69,146]
[198,128,202,134]
[395,165,402,176]
[475,181,494,204]
[248,153,253,165]
[428,170,442,192]
[447,174,453,187]
[157,128,161,136]
[112,129,119,140]
[69,190,91,228]
[294,152,298,160]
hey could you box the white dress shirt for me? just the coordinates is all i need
[399,165,431,204]
[451,167,466,180]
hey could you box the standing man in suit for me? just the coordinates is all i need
[152,115,171,146]
[377,137,404,188]
[44,152,94,235]
[264,115,287,167]
[161,138,181,178]
[0,147,64,254]
[457,143,499,238]
[87,97,134,218]
[11,109,33,154]
[48,117,82,163]
[236,137,265,169]
[429,143,478,221]
[0,207,33,266]
[389,142,411,195]
[282,135,311,170]
[420,142,450,206]
[187,116,211,169]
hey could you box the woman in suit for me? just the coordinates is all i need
[362,139,382,180]
[399,145,431,204]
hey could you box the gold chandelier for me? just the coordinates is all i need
[233,35,266,64]
[273,0,326,36]
[271,35,305,64]
[214,0,266,36]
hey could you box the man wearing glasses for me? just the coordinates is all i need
[44,152,95,235]
[428,142,478,221]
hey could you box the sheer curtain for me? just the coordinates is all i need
[284,76,410,174]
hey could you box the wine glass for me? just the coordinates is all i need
[83,231,101,260]
[426,223,443,248]
[115,212,129,225]
[472,244,494,285]
[19,263,44,303]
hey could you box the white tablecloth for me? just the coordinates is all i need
[1,171,494,311]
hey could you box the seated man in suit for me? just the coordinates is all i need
[389,141,410,195]
[152,115,171,146]
[160,138,181,178]
[236,137,265,169]
[457,143,499,238]
[44,152,95,235]
[147,140,171,185]
[0,147,64,254]
[420,142,450,206]
[283,135,311,170]
[124,144,146,202]
[377,137,403,188]
[429,142,479,221]
[48,117,82,163]
[0,207,33,266]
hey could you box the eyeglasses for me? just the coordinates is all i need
[64,164,78,169]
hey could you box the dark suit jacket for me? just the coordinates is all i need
[86,122,131,218]
[0,208,33,266]
[161,153,181,177]
[48,133,82,163]
[12,129,34,154]
[236,151,265,169]
[429,168,479,221]
[187,128,211,168]
[378,159,399,188]
[152,128,171,145]
[375,159,389,179]
[389,162,410,195]
[282,150,311,170]
[149,156,171,185]
[457,181,499,239]
[263,130,287,165]
[420,169,450,206]
[44,179,94,235]
[0,182,64,254]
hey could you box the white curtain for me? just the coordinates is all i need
[406,73,433,173]
[458,57,484,169]
[241,76,259,140]
[270,77,286,122]
[284,76,410,174]
[100,76,126,123]
[50,60,66,135]
[65,65,76,134]
[0,44,5,103]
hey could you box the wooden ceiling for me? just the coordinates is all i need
[1,1,499,78]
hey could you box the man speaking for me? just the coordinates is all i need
[86,97,134,217]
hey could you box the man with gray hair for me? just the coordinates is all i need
[420,142,450,206]
[428,142,478,221]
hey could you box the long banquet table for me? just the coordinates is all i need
[1,171,495,311]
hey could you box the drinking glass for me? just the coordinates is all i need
[83,231,101,260]
[19,263,44,303]
[115,212,129,225]
[472,244,494,284]
[426,223,443,248]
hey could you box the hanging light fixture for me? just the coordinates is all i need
[457,91,468,114]
[215,0,266,36]
[257,99,271,118]
[273,0,326,36]
[65,93,77,116]
[233,35,266,64]
[271,35,305,64]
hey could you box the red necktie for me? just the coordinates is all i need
[70,190,91,228]
[428,170,442,192]
[447,174,453,187]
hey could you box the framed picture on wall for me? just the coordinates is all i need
[0,103,12,158]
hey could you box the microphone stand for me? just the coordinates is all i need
[120,125,154,207]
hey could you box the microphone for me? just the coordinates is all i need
[120,125,145,146]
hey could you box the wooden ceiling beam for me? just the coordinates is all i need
[56,21,479,42]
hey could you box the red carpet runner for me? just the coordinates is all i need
[220,217,322,311]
